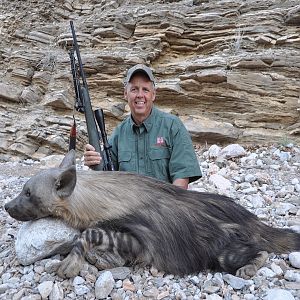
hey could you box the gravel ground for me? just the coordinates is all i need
[0,143,300,300]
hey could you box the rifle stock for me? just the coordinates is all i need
[69,21,113,171]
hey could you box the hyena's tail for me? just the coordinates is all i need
[217,222,300,276]
[260,223,300,254]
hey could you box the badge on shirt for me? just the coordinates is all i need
[155,136,166,146]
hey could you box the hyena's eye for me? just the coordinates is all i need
[25,189,31,197]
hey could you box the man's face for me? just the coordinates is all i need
[124,73,156,124]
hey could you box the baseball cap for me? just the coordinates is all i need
[124,64,155,85]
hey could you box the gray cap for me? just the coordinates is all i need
[125,64,155,85]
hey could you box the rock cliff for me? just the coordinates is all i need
[0,0,299,159]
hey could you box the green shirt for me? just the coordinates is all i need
[109,107,202,183]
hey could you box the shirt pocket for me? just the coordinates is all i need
[118,150,135,172]
[147,147,171,181]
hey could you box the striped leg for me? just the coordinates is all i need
[57,227,141,278]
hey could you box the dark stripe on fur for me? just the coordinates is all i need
[73,241,84,256]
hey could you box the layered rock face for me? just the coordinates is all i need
[0,0,299,159]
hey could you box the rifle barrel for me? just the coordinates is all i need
[69,21,114,172]
[70,21,88,87]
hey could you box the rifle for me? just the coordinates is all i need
[68,20,114,171]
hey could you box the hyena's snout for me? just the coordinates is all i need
[5,199,24,220]
[5,200,19,219]
[4,200,16,215]
[5,197,39,221]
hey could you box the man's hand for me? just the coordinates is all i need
[84,144,102,167]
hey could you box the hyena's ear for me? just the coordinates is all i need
[55,166,77,198]
[59,149,76,169]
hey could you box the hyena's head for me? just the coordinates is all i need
[5,150,77,221]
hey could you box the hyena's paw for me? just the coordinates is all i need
[236,251,268,279]
[235,264,257,279]
[86,249,126,270]
[57,253,84,278]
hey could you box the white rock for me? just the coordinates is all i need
[244,174,256,183]
[207,163,220,175]
[73,276,85,285]
[49,282,64,300]
[244,294,255,300]
[95,271,115,299]
[284,270,300,282]
[108,266,131,280]
[273,149,281,157]
[239,182,252,190]
[0,284,9,294]
[206,295,222,300]
[74,284,90,296]
[190,275,200,285]
[15,218,79,265]
[270,263,283,276]
[115,280,122,288]
[218,167,228,177]
[219,144,246,159]
[264,288,295,300]
[289,252,300,268]
[257,267,276,278]
[40,154,65,168]
[175,290,187,299]
[207,144,221,158]
[279,151,291,162]
[209,174,232,192]
[201,161,209,168]
[256,159,264,166]
[249,195,265,208]
[1,273,11,283]
[223,274,252,290]
[255,172,271,184]
[37,281,54,299]
[275,203,295,216]
[270,164,280,170]
[242,187,258,195]
[241,153,257,164]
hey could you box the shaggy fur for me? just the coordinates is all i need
[5,150,300,278]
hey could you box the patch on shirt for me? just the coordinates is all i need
[154,136,166,147]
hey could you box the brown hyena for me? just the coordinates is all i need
[5,150,300,278]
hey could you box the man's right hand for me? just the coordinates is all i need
[84,144,102,167]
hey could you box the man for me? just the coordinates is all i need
[84,64,202,189]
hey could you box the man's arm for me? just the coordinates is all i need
[173,178,189,189]
[168,118,202,186]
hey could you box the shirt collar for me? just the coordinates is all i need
[130,107,156,132]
